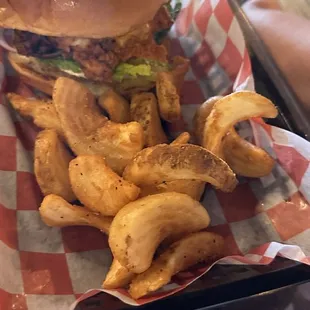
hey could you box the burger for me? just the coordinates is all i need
[0,0,182,96]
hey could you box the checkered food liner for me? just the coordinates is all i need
[0,0,309,309]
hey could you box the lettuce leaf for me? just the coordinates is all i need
[38,57,170,84]
[154,1,182,44]
[39,58,82,73]
[166,1,182,21]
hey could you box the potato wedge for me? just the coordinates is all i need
[129,232,224,299]
[203,92,278,155]
[193,95,275,177]
[69,155,140,216]
[53,77,144,174]
[156,71,181,122]
[7,93,63,137]
[155,56,189,122]
[139,179,205,201]
[102,259,134,289]
[169,132,205,199]
[170,56,190,93]
[109,192,210,273]
[223,129,275,177]
[171,132,191,145]
[39,194,112,233]
[193,96,222,145]
[98,89,130,123]
[123,144,237,192]
[138,134,204,199]
[130,92,168,147]
[34,129,75,201]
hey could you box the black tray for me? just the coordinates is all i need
[75,258,310,309]
[76,2,310,309]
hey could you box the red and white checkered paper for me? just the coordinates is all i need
[0,0,309,309]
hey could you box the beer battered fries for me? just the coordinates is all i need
[156,56,190,122]
[129,232,224,299]
[171,132,191,145]
[103,259,134,289]
[193,96,222,145]
[53,77,144,174]
[156,71,181,122]
[123,144,237,192]
[139,179,205,201]
[40,194,112,233]
[7,93,63,137]
[194,93,276,178]
[109,193,210,273]
[223,129,275,178]
[203,92,278,155]
[69,155,140,216]
[98,89,130,124]
[130,92,168,146]
[139,134,205,200]
[6,73,281,300]
[34,129,75,201]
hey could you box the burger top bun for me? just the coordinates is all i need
[0,0,168,38]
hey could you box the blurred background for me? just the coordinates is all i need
[234,0,310,140]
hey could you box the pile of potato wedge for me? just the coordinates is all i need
[7,72,278,298]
